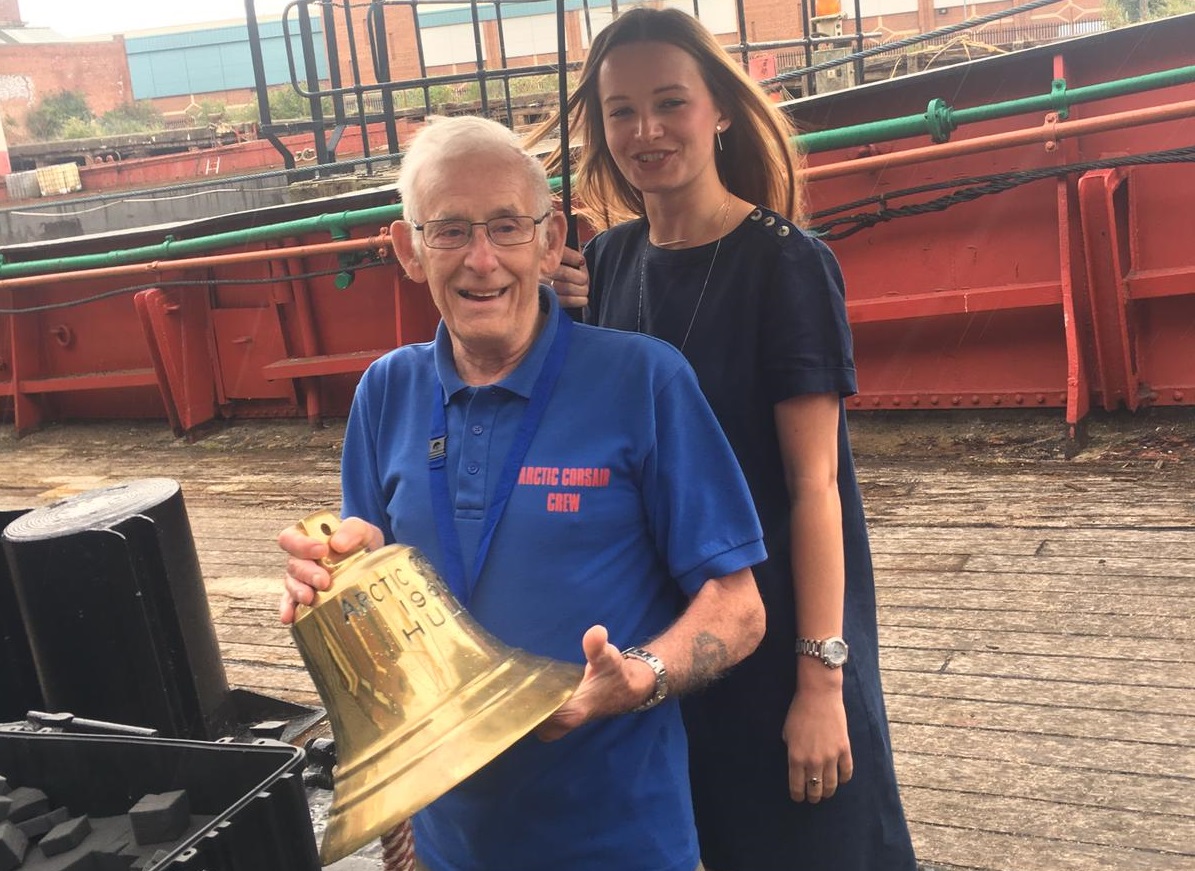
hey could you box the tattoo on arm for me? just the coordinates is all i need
[687,631,730,691]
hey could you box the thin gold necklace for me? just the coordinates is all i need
[637,199,731,352]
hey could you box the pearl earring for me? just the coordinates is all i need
[715,125,724,152]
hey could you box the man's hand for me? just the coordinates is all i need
[535,625,655,741]
[545,246,589,310]
[277,516,384,624]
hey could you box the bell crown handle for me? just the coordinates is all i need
[294,510,370,579]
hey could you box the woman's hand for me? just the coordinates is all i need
[546,245,590,310]
[783,678,854,803]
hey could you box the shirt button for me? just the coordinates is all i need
[472,424,484,435]
[467,463,480,474]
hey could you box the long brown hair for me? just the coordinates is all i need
[530,7,806,230]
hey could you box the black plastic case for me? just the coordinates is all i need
[0,731,321,870]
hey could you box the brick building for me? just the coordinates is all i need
[0,0,131,144]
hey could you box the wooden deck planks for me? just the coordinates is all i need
[862,453,1195,871]
[1,418,1192,871]
[883,668,1194,716]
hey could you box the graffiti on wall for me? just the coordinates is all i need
[0,74,34,104]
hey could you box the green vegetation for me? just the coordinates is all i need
[1104,0,1195,25]
[23,92,166,141]
[184,99,229,128]
[264,86,334,122]
[381,72,576,113]
[99,102,166,135]
[58,116,97,139]
[25,90,93,140]
[224,103,261,125]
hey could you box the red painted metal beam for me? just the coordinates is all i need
[15,370,158,393]
[1125,267,1195,300]
[849,388,1067,411]
[134,289,183,436]
[261,350,388,381]
[1054,54,1092,442]
[3,290,42,435]
[1077,169,1141,413]
[135,288,220,436]
[1147,384,1193,405]
[847,281,1061,324]
[278,248,325,425]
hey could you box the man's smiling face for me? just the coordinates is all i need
[395,152,562,365]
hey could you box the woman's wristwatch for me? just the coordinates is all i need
[796,636,849,668]
[621,646,668,711]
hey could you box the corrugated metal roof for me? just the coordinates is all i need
[125,17,328,100]
[0,25,112,43]
[419,0,612,28]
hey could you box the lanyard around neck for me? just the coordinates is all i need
[428,307,573,605]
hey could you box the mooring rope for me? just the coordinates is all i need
[381,819,417,871]
[808,145,1195,240]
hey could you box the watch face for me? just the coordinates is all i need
[823,637,849,667]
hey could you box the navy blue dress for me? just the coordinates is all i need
[585,208,917,871]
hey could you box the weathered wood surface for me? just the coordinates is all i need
[0,413,1191,871]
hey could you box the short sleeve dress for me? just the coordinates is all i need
[585,207,918,871]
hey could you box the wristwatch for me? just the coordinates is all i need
[796,636,849,669]
[621,646,668,712]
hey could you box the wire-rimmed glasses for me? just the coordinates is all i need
[414,211,552,250]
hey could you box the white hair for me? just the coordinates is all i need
[397,115,553,224]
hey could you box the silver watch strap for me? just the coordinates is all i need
[621,645,668,712]
[795,638,822,657]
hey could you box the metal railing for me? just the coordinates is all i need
[244,0,881,172]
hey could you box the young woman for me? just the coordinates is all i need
[534,8,918,870]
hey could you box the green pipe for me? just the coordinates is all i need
[795,64,1195,154]
[0,204,406,280]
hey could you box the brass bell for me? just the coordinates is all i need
[289,511,583,865]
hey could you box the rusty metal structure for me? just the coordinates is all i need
[789,24,1195,436]
[0,6,1191,440]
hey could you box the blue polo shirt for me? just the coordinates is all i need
[341,288,765,871]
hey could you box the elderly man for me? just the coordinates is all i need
[279,115,765,871]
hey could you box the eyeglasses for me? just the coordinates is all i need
[413,211,552,250]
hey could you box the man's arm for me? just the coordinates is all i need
[536,566,763,741]
[637,566,763,695]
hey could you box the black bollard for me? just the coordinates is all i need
[0,509,43,722]
[1,479,232,740]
